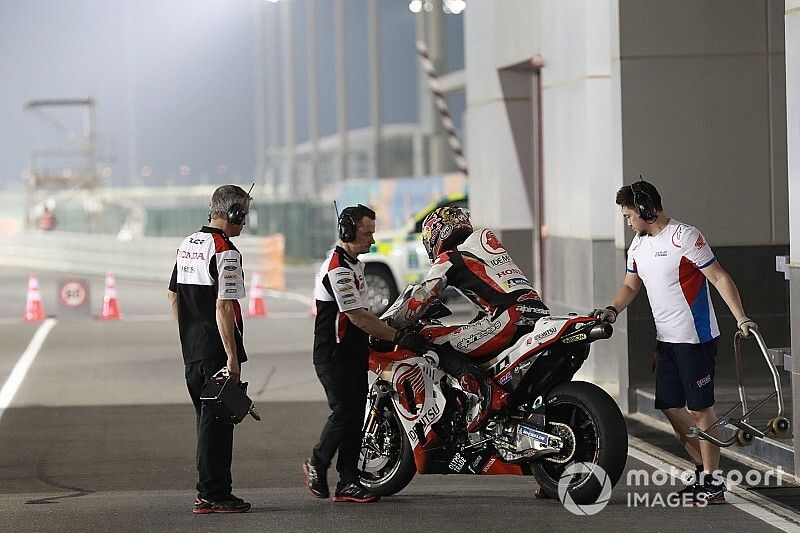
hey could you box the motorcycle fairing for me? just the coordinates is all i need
[486,316,597,389]
[370,353,452,471]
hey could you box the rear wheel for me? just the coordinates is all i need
[364,264,398,315]
[358,403,416,496]
[530,381,628,505]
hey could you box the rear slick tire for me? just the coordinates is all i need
[530,381,628,505]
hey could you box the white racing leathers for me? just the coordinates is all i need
[391,229,550,358]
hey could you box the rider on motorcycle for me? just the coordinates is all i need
[391,206,550,430]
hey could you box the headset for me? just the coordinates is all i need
[631,177,657,223]
[208,183,254,225]
[336,201,357,243]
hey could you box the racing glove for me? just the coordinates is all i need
[591,305,618,324]
[394,330,431,355]
[736,316,758,338]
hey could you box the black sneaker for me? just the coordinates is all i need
[533,487,552,500]
[303,459,329,499]
[695,483,726,505]
[672,481,701,502]
[333,483,380,503]
[672,465,703,502]
[192,495,251,514]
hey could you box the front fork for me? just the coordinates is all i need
[363,380,395,435]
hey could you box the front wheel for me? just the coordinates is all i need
[358,403,416,496]
[530,381,628,505]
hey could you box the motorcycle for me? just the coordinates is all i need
[358,288,628,504]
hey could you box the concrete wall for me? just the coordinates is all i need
[465,0,628,406]
[618,0,787,246]
[538,0,626,403]
[784,0,800,477]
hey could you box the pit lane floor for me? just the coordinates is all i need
[1,268,798,532]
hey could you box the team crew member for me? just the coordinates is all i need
[303,204,427,503]
[593,179,757,505]
[391,206,550,431]
[168,184,253,514]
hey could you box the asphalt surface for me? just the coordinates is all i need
[1,267,798,532]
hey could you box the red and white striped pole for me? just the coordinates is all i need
[416,39,468,176]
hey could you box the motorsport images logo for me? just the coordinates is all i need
[557,462,613,516]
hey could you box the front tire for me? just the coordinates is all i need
[358,404,416,496]
[530,381,628,505]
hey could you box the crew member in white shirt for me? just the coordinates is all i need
[592,179,757,505]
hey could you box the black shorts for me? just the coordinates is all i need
[654,338,718,411]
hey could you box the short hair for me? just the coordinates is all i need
[342,204,376,226]
[209,185,251,220]
[615,180,663,211]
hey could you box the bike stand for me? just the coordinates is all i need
[688,330,791,448]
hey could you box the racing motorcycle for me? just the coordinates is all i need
[358,289,628,504]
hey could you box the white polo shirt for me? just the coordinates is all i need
[627,219,719,344]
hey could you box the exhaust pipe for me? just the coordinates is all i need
[587,322,613,341]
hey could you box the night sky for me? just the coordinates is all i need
[0,0,462,189]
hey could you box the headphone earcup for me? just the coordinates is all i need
[227,203,246,225]
[338,214,355,242]
[632,182,656,222]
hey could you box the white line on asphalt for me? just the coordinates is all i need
[0,318,22,325]
[628,435,800,532]
[265,289,313,306]
[0,318,57,423]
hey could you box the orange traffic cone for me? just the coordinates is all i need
[248,272,268,317]
[99,273,122,320]
[23,274,46,322]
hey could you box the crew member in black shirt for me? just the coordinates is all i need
[302,204,428,503]
[168,184,252,514]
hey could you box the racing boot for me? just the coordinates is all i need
[464,373,509,433]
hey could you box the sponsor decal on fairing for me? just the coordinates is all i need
[455,321,502,351]
[562,333,587,344]
[534,326,558,341]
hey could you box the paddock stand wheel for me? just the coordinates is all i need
[734,429,754,447]
[768,416,791,437]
